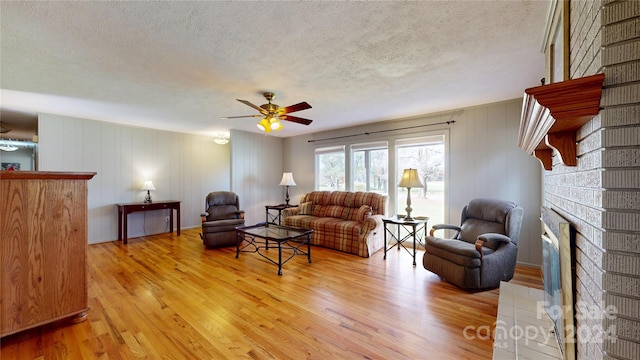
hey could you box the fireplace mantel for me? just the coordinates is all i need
[517,73,605,170]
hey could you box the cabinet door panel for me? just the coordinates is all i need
[1,180,31,333]
[1,172,92,337]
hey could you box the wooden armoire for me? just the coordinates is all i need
[1,171,96,337]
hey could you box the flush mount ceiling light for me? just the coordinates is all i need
[214,133,229,145]
[0,140,19,152]
[222,92,313,133]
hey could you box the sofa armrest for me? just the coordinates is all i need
[362,214,383,237]
[201,212,209,223]
[282,207,301,217]
[235,210,245,219]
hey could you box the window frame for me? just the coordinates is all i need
[314,145,346,191]
[394,132,448,226]
[350,141,388,194]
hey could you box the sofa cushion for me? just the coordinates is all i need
[302,191,331,206]
[285,215,316,229]
[298,201,313,215]
[324,205,351,220]
[312,204,328,217]
[353,192,386,215]
[328,191,354,207]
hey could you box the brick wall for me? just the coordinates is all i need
[543,1,639,359]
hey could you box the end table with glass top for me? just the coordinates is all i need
[383,215,429,266]
[265,204,298,225]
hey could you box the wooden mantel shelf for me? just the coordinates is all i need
[517,73,605,170]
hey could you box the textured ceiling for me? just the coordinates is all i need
[0,1,551,139]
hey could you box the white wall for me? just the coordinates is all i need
[230,129,284,226]
[284,99,543,265]
[38,113,230,244]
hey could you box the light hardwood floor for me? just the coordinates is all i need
[1,228,542,359]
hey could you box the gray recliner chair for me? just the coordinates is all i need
[423,198,524,290]
[200,191,245,248]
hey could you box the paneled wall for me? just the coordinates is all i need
[38,113,230,244]
[284,99,543,265]
[543,2,640,359]
[230,129,285,226]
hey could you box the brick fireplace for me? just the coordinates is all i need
[542,1,639,359]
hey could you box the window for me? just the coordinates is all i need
[396,135,445,226]
[351,142,388,194]
[315,146,345,190]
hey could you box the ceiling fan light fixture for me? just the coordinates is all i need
[270,118,282,131]
[228,92,313,133]
[257,118,271,133]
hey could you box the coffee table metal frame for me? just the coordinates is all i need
[236,222,313,275]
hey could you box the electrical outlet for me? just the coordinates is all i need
[165,216,170,222]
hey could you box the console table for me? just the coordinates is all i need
[116,200,181,244]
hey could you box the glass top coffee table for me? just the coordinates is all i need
[236,223,313,275]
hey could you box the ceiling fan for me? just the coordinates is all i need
[223,92,313,133]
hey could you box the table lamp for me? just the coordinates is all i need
[398,168,423,221]
[279,172,296,206]
[141,180,156,203]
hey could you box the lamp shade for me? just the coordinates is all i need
[279,172,296,186]
[141,180,156,191]
[398,168,423,188]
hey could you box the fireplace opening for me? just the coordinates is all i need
[541,207,576,360]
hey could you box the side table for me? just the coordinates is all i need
[383,215,429,266]
[265,204,298,225]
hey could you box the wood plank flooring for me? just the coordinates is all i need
[1,228,542,359]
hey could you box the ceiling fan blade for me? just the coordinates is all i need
[280,115,313,125]
[280,102,312,114]
[221,115,262,119]
[237,99,266,114]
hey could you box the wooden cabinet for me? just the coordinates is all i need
[1,171,96,337]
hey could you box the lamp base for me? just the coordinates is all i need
[144,190,152,203]
[284,186,290,206]
[404,187,413,221]
[404,208,414,221]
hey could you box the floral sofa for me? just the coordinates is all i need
[281,191,387,257]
